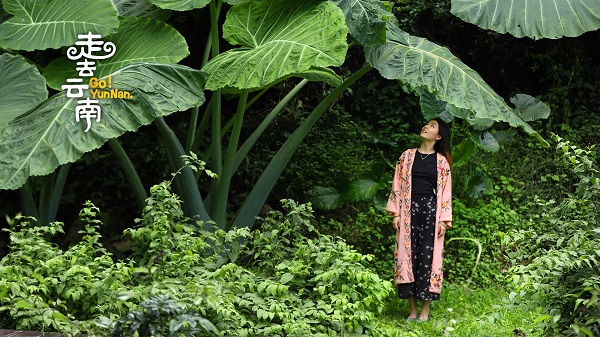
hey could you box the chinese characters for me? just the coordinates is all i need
[62,32,116,132]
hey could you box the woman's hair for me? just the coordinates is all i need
[433,117,452,167]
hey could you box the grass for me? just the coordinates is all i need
[376,283,545,337]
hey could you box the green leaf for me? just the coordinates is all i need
[451,0,600,39]
[14,300,34,309]
[330,0,392,45]
[365,24,546,145]
[296,67,343,87]
[346,178,383,201]
[419,89,453,123]
[0,4,9,24]
[44,17,189,90]
[467,171,493,198]
[0,54,48,130]
[471,131,499,152]
[223,0,251,5]
[148,0,210,11]
[0,0,119,51]
[52,311,70,323]
[280,273,294,284]
[202,0,348,90]
[116,291,139,301]
[452,137,477,167]
[510,94,551,122]
[112,0,171,20]
[307,186,344,210]
[490,129,516,145]
[373,187,389,210]
[0,63,205,190]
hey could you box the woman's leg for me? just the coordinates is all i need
[420,300,431,321]
[408,297,418,319]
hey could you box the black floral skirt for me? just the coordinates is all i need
[397,195,440,301]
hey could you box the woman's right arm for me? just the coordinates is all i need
[386,151,406,228]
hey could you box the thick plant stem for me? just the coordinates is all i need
[47,163,71,224]
[155,117,210,223]
[191,97,213,155]
[208,91,222,215]
[209,0,221,58]
[232,65,373,230]
[233,79,308,172]
[37,174,53,225]
[185,107,200,153]
[212,90,248,227]
[107,138,147,210]
[19,188,38,220]
[208,1,223,215]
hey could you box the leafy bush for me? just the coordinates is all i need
[0,203,133,333]
[504,136,600,336]
[0,179,396,336]
[317,206,395,279]
[445,196,525,287]
[98,294,219,337]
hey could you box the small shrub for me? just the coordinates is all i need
[317,206,395,279]
[505,137,600,336]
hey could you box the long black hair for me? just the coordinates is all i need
[433,117,452,167]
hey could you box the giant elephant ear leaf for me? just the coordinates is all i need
[202,0,348,90]
[330,0,393,45]
[148,0,210,11]
[365,24,547,145]
[510,94,551,122]
[112,0,170,20]
[0,54,48,130]
[0,63,205,190]
[44,17,189,90]
[451,0,600,39]
[0,0,119,51]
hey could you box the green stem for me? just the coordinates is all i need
[201,35,212,67]
[19,188,38,220]
[446,237,482,285]
[155,117,210,222]
[185,107,199,153]
[450,118,455,147]
[38,174,53,225]
[107,138,147,210]
[191,96,213,154]
[209,0,221,58]
[212,90,249,227]
[47,163,71,224]
[209,90,222,216]
[232,65,372,230]
[232,79,308,172]
[244,78,284,110]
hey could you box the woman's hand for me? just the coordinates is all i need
[393,216,401,231]
[438,222,448,238]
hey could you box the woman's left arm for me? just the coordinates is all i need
[438,163,452,237]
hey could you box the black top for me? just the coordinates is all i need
[411,150,437,197]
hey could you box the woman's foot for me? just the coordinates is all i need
[406,315,417,321]
[417,315,429,322]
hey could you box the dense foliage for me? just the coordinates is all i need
[0,179,395,336]
[504,136,600,336]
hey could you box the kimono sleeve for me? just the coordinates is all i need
[386,152,406,216]
[439,161,453,228]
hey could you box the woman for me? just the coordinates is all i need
[386,118,452,322]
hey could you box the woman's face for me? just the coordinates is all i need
[420,120,441,141]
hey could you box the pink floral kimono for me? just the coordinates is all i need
[386,148,452,294]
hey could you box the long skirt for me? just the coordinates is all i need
[397,195,440,301]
